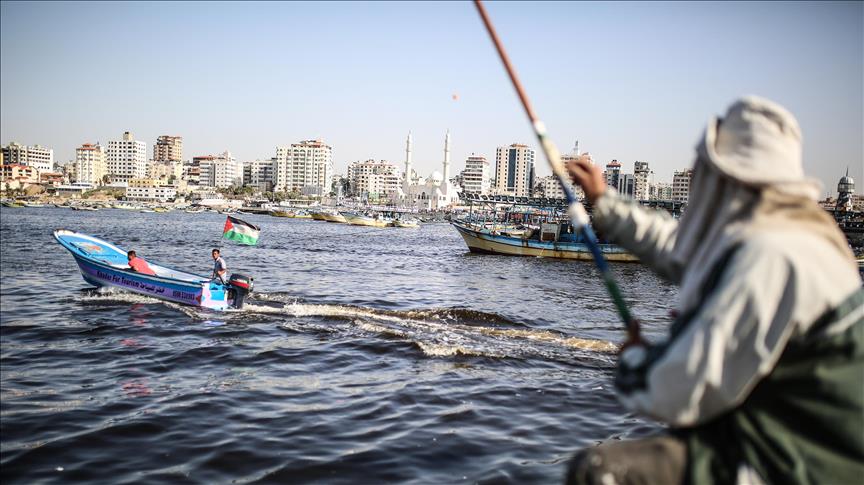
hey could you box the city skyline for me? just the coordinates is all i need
[1,1,861,195]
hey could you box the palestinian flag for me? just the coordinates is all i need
[223,216,260,245]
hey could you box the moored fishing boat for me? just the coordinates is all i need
[320,209,347,223]
[54,230,253,310]
[342,211,391,227]
[309,210,328,221]
[393,217,420,228]
[452,220,636,261]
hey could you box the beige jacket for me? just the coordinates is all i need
[593,190,861,426]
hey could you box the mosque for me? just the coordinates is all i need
[398,131,462,210]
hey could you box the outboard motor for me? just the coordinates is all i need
[227,273,254,309]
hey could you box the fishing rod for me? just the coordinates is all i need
[473,0,640,344]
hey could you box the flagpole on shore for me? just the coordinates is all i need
[473,0,640,344]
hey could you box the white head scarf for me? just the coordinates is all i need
[670,96,854,310]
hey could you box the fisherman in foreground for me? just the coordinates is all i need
[565,96,863,484]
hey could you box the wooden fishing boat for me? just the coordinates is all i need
[452,220,636,261]
[342,211,391,227]
[54,230,254,310]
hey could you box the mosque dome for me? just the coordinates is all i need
[429,171,444,184]
[838,170,855,193]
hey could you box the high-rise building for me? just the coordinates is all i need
[604,160,622,190]
[633,161,651,201]
[243,159,275,192]
[274,139,333,196]
[107,132,147,183]
[347,159,401,201]
[460,154,491,195]
[153,135,183,162]
[494,143,535,197]
[1,142,54,173]
[196,151,242,188]
[672,169,693,202]
[617,173,636,198]
[74,143,107,185]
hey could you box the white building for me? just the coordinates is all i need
[672,169,693,202]
[197,151,242,188]
[399,131,462,210]
[125,178,177,202]
[348,159,401,202]
[243,159,275,192]
[494,143,535,197]
[274,139,333,197]
[633,161,651,201]
[107,131,147,183]
[1,142,54,174]
[617,173,636,198]
[74,143,107,186]
[460,154,491,195]
[153,135,183,162]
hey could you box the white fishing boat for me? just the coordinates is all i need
[393,218,420,228]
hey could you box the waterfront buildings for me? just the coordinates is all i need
[125,178,177,202]
[1,142,54,174]
[243,159,275,192]
[672,168,693,202]
[1,164,40,190]
[274,139,333,197]
[460,155,491,195]
[399,131,462,209]
[196,151,242,188]
[153,135,183,162]
[348,159,401,202]
[494,143,535,197]
[74,143,107,186]
[107,132,147,183]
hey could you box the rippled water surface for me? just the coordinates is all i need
[1,208,676,483]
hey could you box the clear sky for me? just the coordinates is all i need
[1,1,861,195]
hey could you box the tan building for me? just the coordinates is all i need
[153,135,183,162]
[75,143,107,185]
[672,169,693,202]
[633,161,651,201]
[1,164,39,190]
[494,143,535,197]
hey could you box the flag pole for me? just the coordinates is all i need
[473,0,640,343]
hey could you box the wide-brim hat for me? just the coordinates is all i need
[697,95,822,199]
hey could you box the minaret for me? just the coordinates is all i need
[404,131,413,185]
[442,130,451,185]
[573,140,580,156]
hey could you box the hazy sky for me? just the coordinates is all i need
[1,1,861,195]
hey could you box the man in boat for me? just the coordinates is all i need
[212,248,227,283]
[127,250,156,276]
[564,96,862,485]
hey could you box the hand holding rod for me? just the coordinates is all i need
[473,0,640,343]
